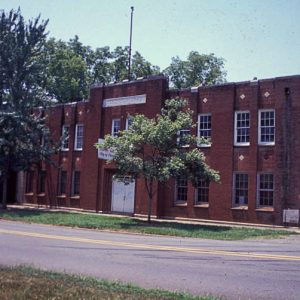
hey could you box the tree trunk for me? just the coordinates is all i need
[1,178,7,209]
[147,192,152,223]
[147,179,153,223]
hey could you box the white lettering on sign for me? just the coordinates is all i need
[102,94,146,108]
[283,209,299,224]
[98,138,115,160]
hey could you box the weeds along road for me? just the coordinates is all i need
[0,219,300,300]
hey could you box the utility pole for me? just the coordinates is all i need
[128,6,134,80]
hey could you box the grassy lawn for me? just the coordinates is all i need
[0,265,216,300]
[0,208,295,240]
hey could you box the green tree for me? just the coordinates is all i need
[0,9,56,208]
[41,38,89,102]
[91,46,113,84]
[164,51,226,89]
[131,51,160,79]
[97,98,219,222]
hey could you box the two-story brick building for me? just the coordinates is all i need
[20,74,300,225]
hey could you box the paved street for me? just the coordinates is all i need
[0,219,300,300]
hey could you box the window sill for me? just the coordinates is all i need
[258,143,275,146]
[37,193,46,197]
[74,149,83,151]
[57,195,66,198]
[70,195,80,199]
[198,144,211,148]
[174,203,187,207]
[231,206,248,210]
[24,192,34,196]
[61,149,69,152]
[194,203,209,208]
[234,143,250,147]
[255,207,274,212]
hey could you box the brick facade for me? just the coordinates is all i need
[22,75,300,225]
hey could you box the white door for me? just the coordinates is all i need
[111,178,135,213]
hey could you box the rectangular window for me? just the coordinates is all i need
[112,119,121,137]
[25,171,33,193]
[198,114,211,147]
[58,171,67,195]
[177,129,190,147]
[37,170,46,194]
[72,171,80,196]
[126,117,133,130]
[61,125,69,150]
[175,177,188,204]
[257,173,274,207]
[259,110,275,145]
[195,179,209,204]
[75,124,84,150]
[235,111,250,146]
[233,173,248,206]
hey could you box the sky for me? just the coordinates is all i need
[1,0,300,82]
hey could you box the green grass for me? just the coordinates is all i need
[0,208,295,240]
[0,265,217,300]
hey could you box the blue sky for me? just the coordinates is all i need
[1,0,300,82]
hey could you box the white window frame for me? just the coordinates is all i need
[232,173,249,207]
[112,119,121,137]
[258,109,275,146]
[257,173,274,208]
[74,124,84,151]
[61,125,70,151]
[198,113,211,147]
[126,116,133,130]
[234,111,250,146]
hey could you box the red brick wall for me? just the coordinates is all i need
[23,75,300,225]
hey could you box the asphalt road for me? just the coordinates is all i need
[0,220,300,300]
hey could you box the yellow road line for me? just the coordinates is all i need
[1,228,300,261]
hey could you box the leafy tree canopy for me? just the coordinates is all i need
[0,8,56,208]
[97,98,220,222]
[164,51,226,89]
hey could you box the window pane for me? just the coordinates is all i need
[61,126,69,150]
[26,171,33,193]
[75,125,84,149]
[235,112,250,144]
[259,110,275,144]
[195,179,209,204]
[175,177,187,203]
[38,171,46,194]
[258,173,274,206]
[198,114,211,145]
[234,173,248,205]
[59,171,67,195]
[112,119,121,137]
[72,171,80,195]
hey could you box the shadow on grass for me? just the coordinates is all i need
[0,208,231,233]
[119,218,231,233]
[0,208,69,218]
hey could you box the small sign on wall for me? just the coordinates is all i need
[283,209,299,225]
[98,138,114,160]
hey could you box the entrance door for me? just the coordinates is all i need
[111,178,135,214]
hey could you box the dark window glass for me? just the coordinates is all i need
[234,173,248,205]
[258,174,274,206]
[195,179,209,204]
[25,171,34,193]
[72,171,80,196]
[58,171,67,195]
[175,177,187,203]
[38,170,46,194]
